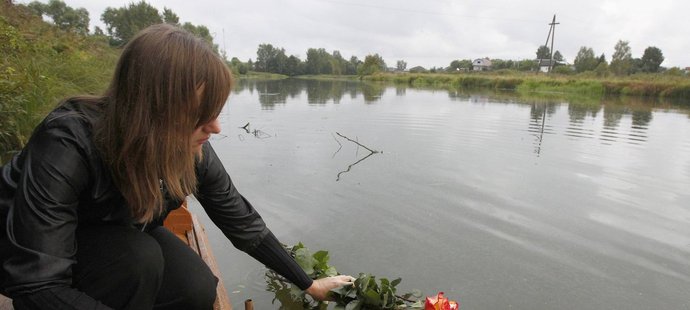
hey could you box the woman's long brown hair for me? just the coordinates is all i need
[95,24,233,222]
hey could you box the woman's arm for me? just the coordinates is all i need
[194,143,315,289]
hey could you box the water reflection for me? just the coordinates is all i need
[236,79,387,108]
[233,78,686,152]
[528,103,558,156]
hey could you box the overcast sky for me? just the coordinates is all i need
[22,0,690,69]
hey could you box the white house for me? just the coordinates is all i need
[537,59,566,72]
[472,58,492,71]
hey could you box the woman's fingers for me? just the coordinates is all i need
[306,275,357,301]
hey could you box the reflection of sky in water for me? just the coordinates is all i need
[199,79,690,310]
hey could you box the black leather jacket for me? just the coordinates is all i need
[0,100,308,308]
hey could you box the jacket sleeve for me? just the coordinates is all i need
[194,143,313,289]
[195,143,270,252]
[3,121,106,308]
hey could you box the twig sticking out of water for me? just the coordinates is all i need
[335,132,380,154]
[240,122,250,133]
[333,132,382,181]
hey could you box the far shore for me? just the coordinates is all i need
[238,71,690,102]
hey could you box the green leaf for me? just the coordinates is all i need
[356,274,371,292]
[288,284,304,301]
[345,299,363,310]
[267,244,422,310]
[294,248,316,275]
[313,250,329,264]
[364,289,382,306]
[325,266,338,277]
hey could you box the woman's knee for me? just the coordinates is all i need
[121,234,165,282]
[154,271,217,309]
[180,272,218,309]
[74,226,165,294]
[73,225,165,309]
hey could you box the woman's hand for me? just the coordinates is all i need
[305,275,356,301]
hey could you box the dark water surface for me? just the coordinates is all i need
[189,79,690,309]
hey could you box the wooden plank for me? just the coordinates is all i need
[164,203,232,310]
[191,213,232,310]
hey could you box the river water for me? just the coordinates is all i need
[189,78,690,310]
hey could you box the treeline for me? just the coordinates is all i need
[571,41,666,76]
[24,0,216,49]
[228,44,388,77]
[237,38,681,79]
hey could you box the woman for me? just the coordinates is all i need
[0,24,352,309]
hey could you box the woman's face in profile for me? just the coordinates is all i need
[191,118,221,152]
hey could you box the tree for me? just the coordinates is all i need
[396,60,407,72]
[573,46,597,73]
[162,7,179,26]
[305,48,333,75]
[28,0,90,34]
[448,59,472,71]
[610,40,632,75]
[347,56,361,75]
[594,61,610,77]
[491,59,517,70]
[640,46,664,73]
[285,55,303,76]
[101,1,163,46]
[255,44,281,72]
[331,51,346,75]
[553,51,564,62]
[536,45,550,59]
[358,54,386,75]
[94,26,105,36]
[597,53,607,65]
[182,22,216,52]
[448,60,462,71]
[516,59,537,71]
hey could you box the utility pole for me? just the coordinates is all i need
[537,14,559,73]
[548,15,559,73]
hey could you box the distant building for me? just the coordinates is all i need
[472,58,492,71]
[408,66,428,73]
[537,59,566,72]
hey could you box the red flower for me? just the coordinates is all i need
[425,292,459,310]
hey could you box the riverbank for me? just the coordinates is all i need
[363,72,690,101]
[1,4,118,162]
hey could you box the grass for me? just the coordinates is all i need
[363,71,690,101]
[239,71,289,80]
[292,74,359,81]
[1,4,119,162]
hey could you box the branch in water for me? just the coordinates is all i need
[336,151,375,181]
[335,132,380,154]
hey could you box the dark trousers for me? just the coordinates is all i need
[73,225,217,309]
